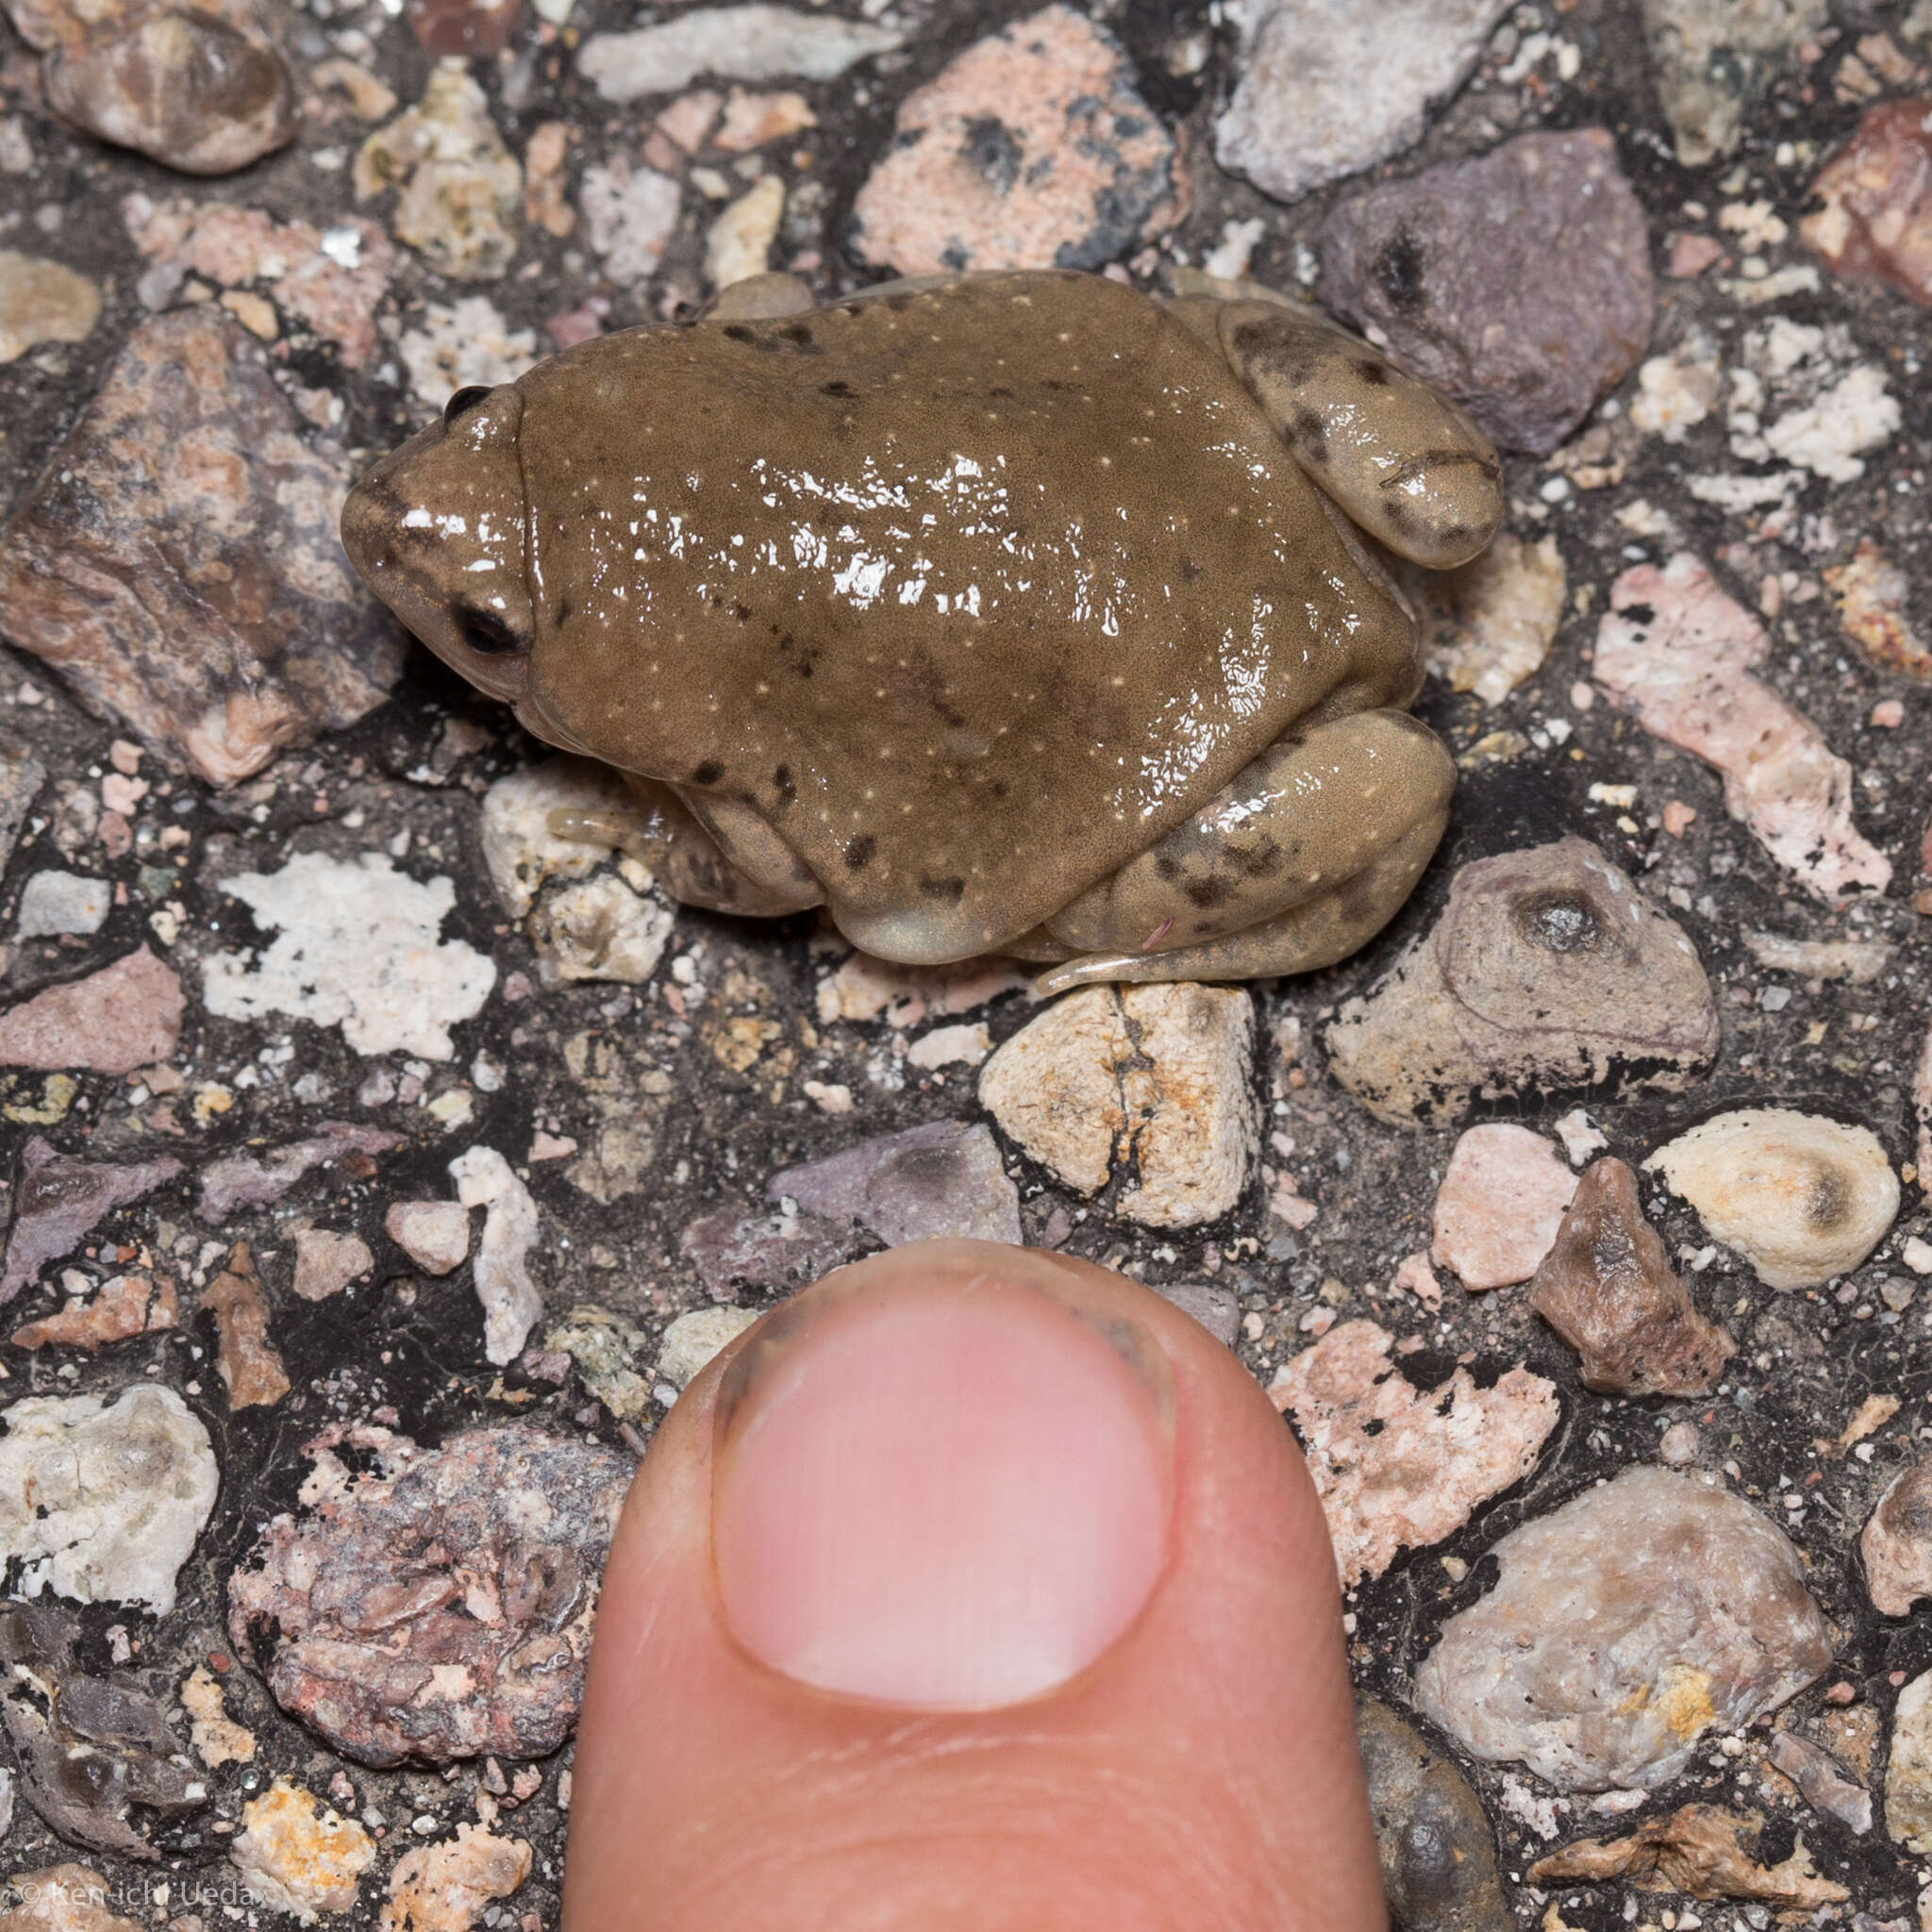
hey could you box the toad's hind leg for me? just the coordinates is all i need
[549,774,824,918]
[1190,296,1504,571]
[1035,709,1453,994]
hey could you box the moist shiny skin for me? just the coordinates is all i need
[341,270,1503,986]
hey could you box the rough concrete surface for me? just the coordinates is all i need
[0,0,1929,1924]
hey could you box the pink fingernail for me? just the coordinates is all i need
[711,1268,1172,1709]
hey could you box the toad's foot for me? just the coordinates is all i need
[549,774,823,919]
[1176,293,1504,571]
[1036,708,1452,993]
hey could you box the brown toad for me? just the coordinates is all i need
[341,270,1502,991]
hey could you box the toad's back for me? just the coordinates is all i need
[517,271,1419,959]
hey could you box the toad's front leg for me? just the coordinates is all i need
[550,775,824,919]
[1033,708,1454,993]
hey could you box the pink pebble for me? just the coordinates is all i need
[1662,800,1698,837]
[1430,1124,1578,1291]
[1667,232,1724,277]
[1872,698,1906,728]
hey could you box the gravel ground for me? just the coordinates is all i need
[1,0,1931,1924]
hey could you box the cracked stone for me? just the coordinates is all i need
[767,1119,1022,1248]
[202,852,495,1059]
[1861,1455,1932,1617]
[379,1823,531,1932]
[1767,1728,1873,1834]
[706,174,784,289]
[232,1777,375,1921]
[1318,129,1654,455]
[1269,1318,1558,1587]
[528,872,675,985]
[851,6,1178,277]
[227,1423,629,1766]
[0,308,399,786]
[1527,1158,1735,1396]
[1824,538,1932,679]
[544,1306,650,1421]
[11,1271,176,1350]
[0,1140,183,1306]
[1324,839,1716,1126]
[1887,1667,1932,1851]
[0,252,99,365]
[0,0,293,175]
[1803,98,1932,308]
[0,1605,205,1861]
[384,1200,472,1276]
[1408,532,1567,708]
[13,871,109,940]
[1641,0,1830,167]
[0,1865,142,1931]
[0,947,182,1076]
[1216,0,1508,205]
[1643,1108,1899,1290]
[1414,1467,1833,1790]
[581,156,681,288]
[398,296,537,413]
[1594,556,1891,902]
[979,983,1257,1228]
[1429,1124,1577,1291]
[291,1229,374,1303]
[354,59,521,282]
[578,5,902,102]
[1357,1696,1510,1932]
[180,1664,255,1769]
[203,1242,290,1408]
[657,1305,759,1389]
[449,1147,542,1366]
[1528,1802,1847,1906]
[0,750,46,878]
[678,1202,854,1300]
[198,1123,401,1224]
[0,1388,214,1614]
[124,195,396,370]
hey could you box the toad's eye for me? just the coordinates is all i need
[455,605,525,656]
[444,385,493,426]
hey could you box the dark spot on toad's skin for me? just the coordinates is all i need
[989,385,1013,399]
[772,765,795,805]
[723,325,753,342]
[1184,875,1231,909]
[1227,322,1319,387]
[920,874,966,903]
[691,760,724,786]
[1178,556,1201,583]
[1513,887,1603,954]
[1808,1167,1850,1229]
[844,834,875,869]
[1374,230,1427,311]
[783,325,820,353]
[1293,408,1328,464]
[886,293,914,312]
[1354,358,1391,386]
[821,379,855,399]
